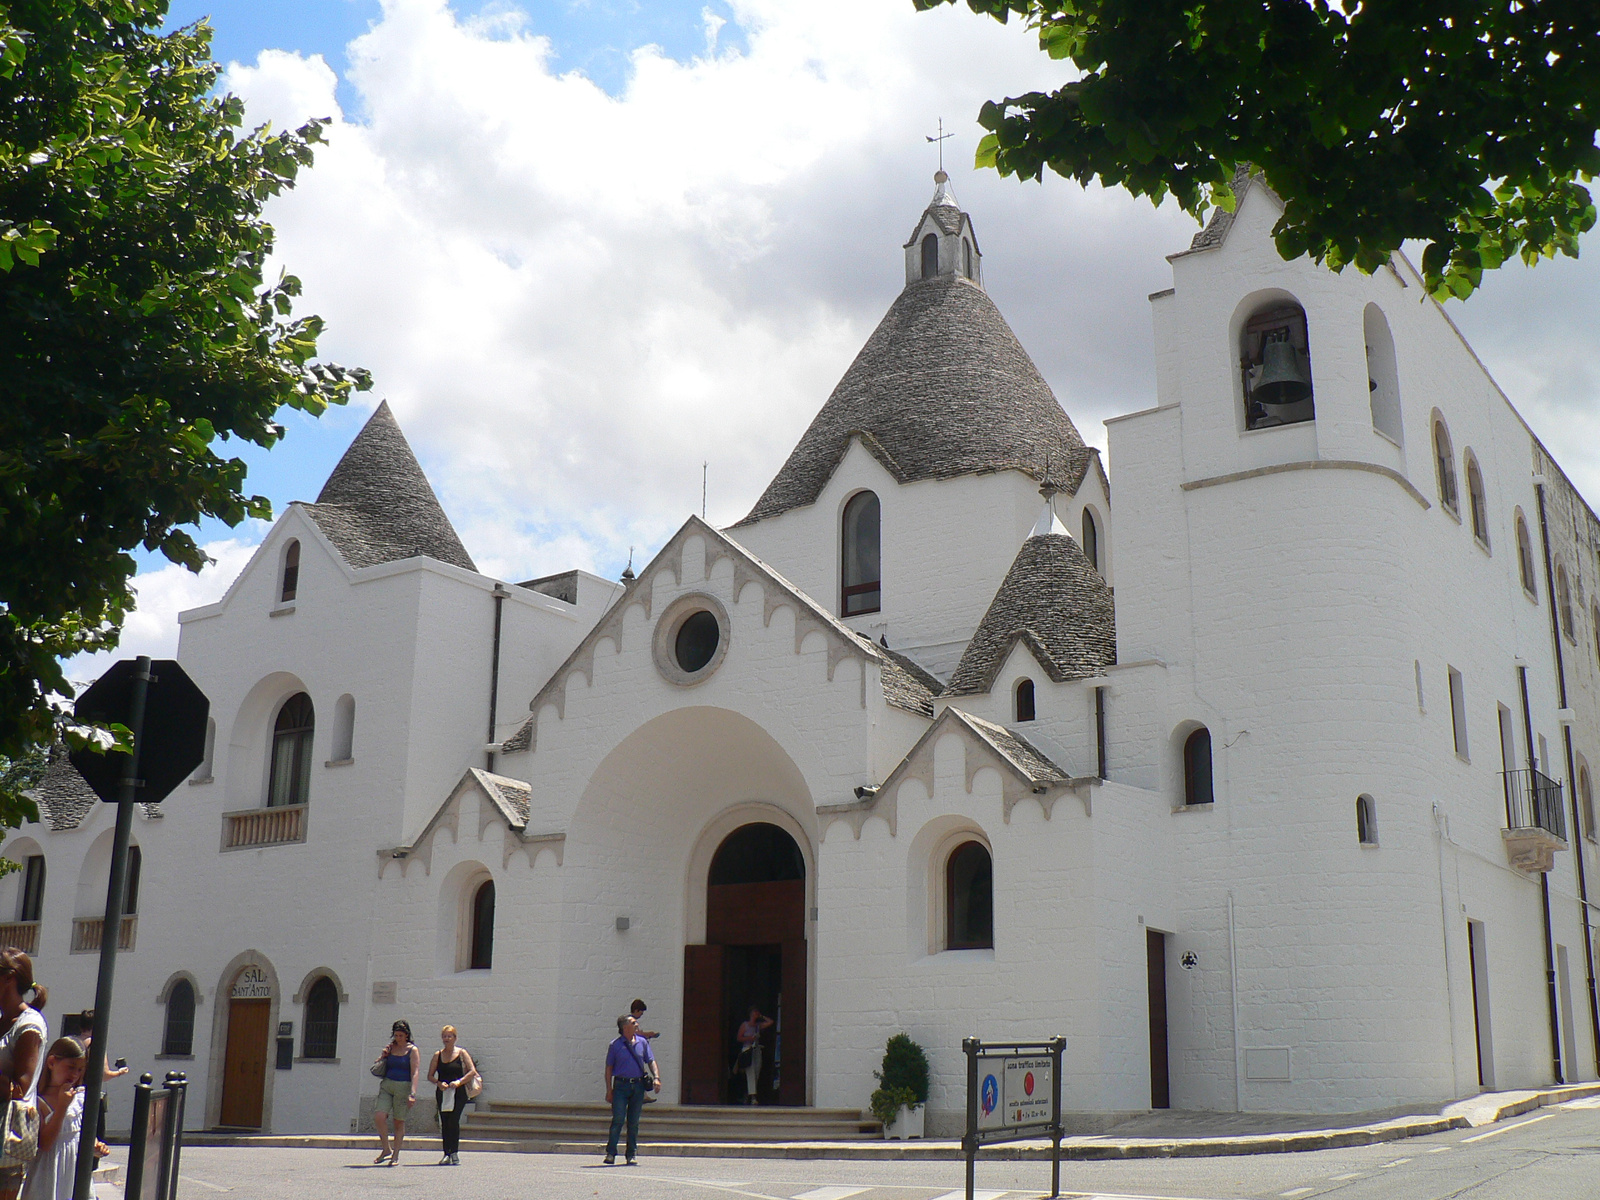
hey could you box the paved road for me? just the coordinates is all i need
[158,1099,1600,1200]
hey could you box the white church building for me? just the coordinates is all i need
[12,171,1600,1135]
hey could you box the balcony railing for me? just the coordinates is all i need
[222,803,307,851]
[1502,769,1568,872]
[71,916,137,954]
[0,922,39,955]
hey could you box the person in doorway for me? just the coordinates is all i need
[734,1006,773,1105]
[426,1025,479,1166]
[0,949,48,1200]
[602,1015,660,1166]
[23,1037,109,1200]
[371,1019,419,1166]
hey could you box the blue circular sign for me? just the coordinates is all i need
[980,1073,999,1117]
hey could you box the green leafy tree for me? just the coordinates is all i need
[916,0,1600,299]
[0,0,370,820]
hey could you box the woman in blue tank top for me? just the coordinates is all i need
[370,1020,419,1166]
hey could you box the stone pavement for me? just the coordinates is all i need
[174,1081,1600,1162]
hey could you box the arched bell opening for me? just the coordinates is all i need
[684,821,808,1107]
[1239,300,1314,430]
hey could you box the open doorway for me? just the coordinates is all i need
[682,822,807,1105]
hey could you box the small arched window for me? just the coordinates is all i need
[1433,419,1458,513]
[1183,727,1213,807]
[921,234,939,280]
[163,979,195,1057]
[280,539,300,603]
[267,692,315,808]
[1578,765,1594,841]
[17,855,44,923]
[1081,508,1100,572]
[1015,678,1036,723]
[469,879,495,970]
[332,694,355,762]
[1516,513,1538,596]
[1556,565,1575,642]
[1241,302,1313,430]
[1465,454,1489,545]
[945,841,993,951]
[962,239,972,278]
[841,491,881,617]
[302,976,340,1059]
[1364,304,1402,443]
[1356,795,1378,845]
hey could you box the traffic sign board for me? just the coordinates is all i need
[70,659,209,804]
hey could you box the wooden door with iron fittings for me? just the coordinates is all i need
[220,998,271,1127]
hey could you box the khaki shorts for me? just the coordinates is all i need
[374,1077,413,1119]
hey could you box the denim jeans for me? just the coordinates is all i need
[607,1077,647,1159]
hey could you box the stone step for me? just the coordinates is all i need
[464,1102,881,1143]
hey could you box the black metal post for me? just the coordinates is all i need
[963,1037,978,1200]
[1050,1035,1064,1198]
[167,1072,187,1200]
[485,584,507,772]
[73,655,151,1200]
[123,1074,153,1200]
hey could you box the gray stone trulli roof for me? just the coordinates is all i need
[735,276,1094,525]
[945,530,1116,696]
[27,743,100,830]
[299,401,477,573]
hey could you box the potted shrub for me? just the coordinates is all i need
[869,1032,930,1139]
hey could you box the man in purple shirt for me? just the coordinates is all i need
[603,1014,660,1165]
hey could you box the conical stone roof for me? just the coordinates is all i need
[945,530,1115,696]
[737,276,1092,525]
[301,401,477,572]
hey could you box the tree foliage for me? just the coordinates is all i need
[0,0,369,819]
[915,0,1600,299]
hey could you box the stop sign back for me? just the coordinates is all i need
[69,659,210,804]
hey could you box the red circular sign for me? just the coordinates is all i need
[1024,1071,1035,1096]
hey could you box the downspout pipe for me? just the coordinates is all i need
[1536,479,1600,1074]
[486,583,509,772]
[1519,662,1565,1084]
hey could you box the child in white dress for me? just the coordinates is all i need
[23,1038,107,1200]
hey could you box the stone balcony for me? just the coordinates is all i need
[0,921,39,956]
[222,803,307,851]
[71,915,137,954]
[1502,768,1568,873]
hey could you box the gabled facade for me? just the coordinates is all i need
[6,171,1599,1138]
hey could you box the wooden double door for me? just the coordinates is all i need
[682,878,807,1106]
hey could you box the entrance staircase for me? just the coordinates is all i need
[464,1100,882,1144]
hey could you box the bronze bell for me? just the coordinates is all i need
[1253,337,1312,408]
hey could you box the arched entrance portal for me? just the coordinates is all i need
[683,822,806,1105]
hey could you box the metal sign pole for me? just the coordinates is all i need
[71,655,151,1200]
[962,1037,978,1200]
[1050,1035,1064,1198]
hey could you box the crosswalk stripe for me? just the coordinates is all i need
[793,1189,869,1200]
[928,1191,1009,1200]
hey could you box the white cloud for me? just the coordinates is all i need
[94,0,1600,664]
[60,533,266,692]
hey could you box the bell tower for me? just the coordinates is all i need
[903,171,983,290]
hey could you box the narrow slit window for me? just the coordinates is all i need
[840,492,881,616]
[1015,678,1036,723]
[1448,668,1469,760]
[1433,420,1458,513]
[1356,795,1378,845]
[470,879,496,970]
[1556,565,1575,642]
[1183,727,1213,806]
[1465,455,1489,545]
[1516,514,1538,595]
[1082,508,1100,572]
[921,234,939,280]
[280,539,300,603]
[945,841,993,950]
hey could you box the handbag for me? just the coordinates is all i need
[466,1073,483,1100]
[0,1099,39,1169]
[370,1058,386,1078]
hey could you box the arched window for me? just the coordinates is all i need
[1516,513,1538,596]
[1465,454,1489,545]
[840,491,881,616]
[279,539,300,603]
[921,233,939,279]
[945,841,993,950]
[123,844,141,914]
[1240,302,1313,429]
[1578,765,1594,841]
[17,855,44,923]
[163,979,195,1057]
[1015,678,1036,723]
[469,879,495,970]
[332,694,355,762]
[1356,795,1378,845]
[962,239,972,278]
[1433,419,1458,513]
[267,693,315,808]
[1556,565,1575,641]
[1081,508,1100,572]
[1183,727,1213,806]
[302,976,339,1059]
[1364,304,1402,443]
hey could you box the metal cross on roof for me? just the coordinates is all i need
[925,118,953,173]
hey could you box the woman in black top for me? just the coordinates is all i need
[426,1025,479,1166]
